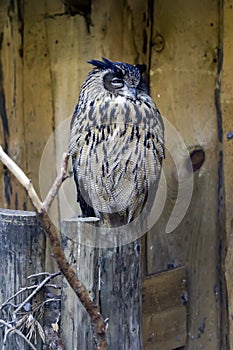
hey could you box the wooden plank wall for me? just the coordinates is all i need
[0,0,152,271]
[0,0,27,210]
[222,0,233,348]
[0,0,152,212]
[146,0,227,349]
[0,0,232,349]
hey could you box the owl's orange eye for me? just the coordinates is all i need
[111,77,124,88]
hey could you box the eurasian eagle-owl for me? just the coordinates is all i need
[69,58,164,227]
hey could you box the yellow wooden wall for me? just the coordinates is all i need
[0,0,233,349]
[146,1,223,349]
[222,0,233,346]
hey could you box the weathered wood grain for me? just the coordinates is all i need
[142,267,187,350]
[221,0,233,348]
[0,209,45,349]
[42,0,152,225]
[0,0,27,210]
[99,242,142,350]
[0,0,231,348]
[23,0,55,196]
[61,220,99,350]
[22,0,63,271]
[61,219,142,350]
[147,0,223,349]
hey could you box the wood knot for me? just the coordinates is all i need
[189,147,205,172]
[152,35,165,52]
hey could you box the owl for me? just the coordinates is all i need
[69,58,164,227]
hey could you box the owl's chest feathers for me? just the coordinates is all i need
[79,93,157,129]
[76,123,160,187]
[72,93,163,185]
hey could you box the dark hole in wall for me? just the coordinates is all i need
[190,147,205,172]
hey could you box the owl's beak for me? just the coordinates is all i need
[128,86,137,99]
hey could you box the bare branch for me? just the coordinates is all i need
[0,320,37,350]
[6,329,37,350]
[0,146,107,350]
[1,285,61,312]
[13,272,61,317]
[0,274,62,349]
[28,271,61,279]
[1,272,61,312]
[42,152,70,211]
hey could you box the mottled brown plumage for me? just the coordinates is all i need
[69,58,164,226]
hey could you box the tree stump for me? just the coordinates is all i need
[61,218,142,350]
[0,209,46,349]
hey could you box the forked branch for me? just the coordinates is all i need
[0,145,107,350]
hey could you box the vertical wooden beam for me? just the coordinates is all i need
[148,0,222,349]
[23,0,64,271]
[0,0,27,210]
[23,0,55,196]
[222,0,233,348]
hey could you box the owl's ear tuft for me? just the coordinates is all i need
[135,64,147,74]
[88,57,114,70]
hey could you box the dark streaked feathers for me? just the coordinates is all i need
[69,58,164,226]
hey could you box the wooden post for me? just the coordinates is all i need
[61,219,142,350]
[0,209,46,349]
[60,220,99,349]
[99,242,142,349]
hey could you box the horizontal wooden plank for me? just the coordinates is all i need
[142,267,186,350]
